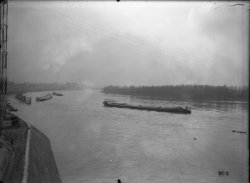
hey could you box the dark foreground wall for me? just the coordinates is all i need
[28,126,61,183]
[1,115,61,183]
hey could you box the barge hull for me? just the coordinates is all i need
[103,102,191,114]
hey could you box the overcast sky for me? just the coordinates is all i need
[8,1,249,87]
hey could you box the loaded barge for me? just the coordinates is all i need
[15,93,32,105]
[52,91,63,96]
[36,93,52,102]
[103,100,191,114]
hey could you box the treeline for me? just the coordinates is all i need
[7,81,84,94]
[102,85,249,101]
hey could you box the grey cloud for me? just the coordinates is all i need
[7,2,249,86]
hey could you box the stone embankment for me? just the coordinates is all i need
[0,113,61,183]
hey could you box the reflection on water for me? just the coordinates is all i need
[191,101,248,112]
[9,90,248,183]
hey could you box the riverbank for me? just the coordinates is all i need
[28,125,61,183]
[0,114,28,182]
[102,85,249,101]
[0,113,61,183]
[7,81,84,95]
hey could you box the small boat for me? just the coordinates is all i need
[52,91,63,96]
[36,93,52,102]
[103,99,191,114]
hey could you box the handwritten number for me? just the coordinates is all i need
[219,171,229,176]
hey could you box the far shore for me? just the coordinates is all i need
[7,81,85,95]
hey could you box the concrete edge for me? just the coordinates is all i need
[22,122,31,183]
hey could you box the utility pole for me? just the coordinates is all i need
[0,0,8,132]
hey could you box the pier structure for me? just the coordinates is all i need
[0,0,8,131]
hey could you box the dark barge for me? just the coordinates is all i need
[52,91,63,96]
[103,100,191,114]
[15,93,32,105]
[36,93,52,102]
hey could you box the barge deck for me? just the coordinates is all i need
[103,100,191,114]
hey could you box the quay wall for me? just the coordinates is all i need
[0,117,61,183]
[27,125,61,183]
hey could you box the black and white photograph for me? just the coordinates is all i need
[0,1,249,183]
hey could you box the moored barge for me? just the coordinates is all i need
[103,100,191,114]
[15,93,32,104]
[36,93,52,102]
[52,91,63,96]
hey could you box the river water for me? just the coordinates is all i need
[9,90,248,183]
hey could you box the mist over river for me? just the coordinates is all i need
[8,90,248,183]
